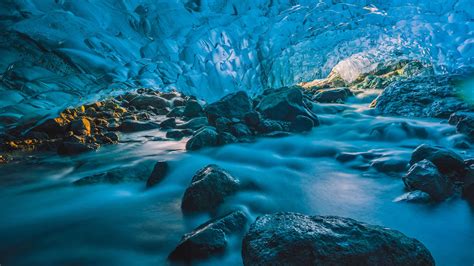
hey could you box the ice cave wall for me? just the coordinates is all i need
[0,0,472,130]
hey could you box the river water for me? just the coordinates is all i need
[0,101,473,265]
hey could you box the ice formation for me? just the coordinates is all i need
[0,0,472,130]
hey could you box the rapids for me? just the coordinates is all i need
[1,100,473,265]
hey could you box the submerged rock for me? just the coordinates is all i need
[185,127,218,151]
[181,164,240,212]
[146,161,169,188]
[403,159,453,201]
[373,75,472,118]
[205,91,253,123]
[169,210,247,261]
[242,212,434,266]
[290,115,314,132]
[257,87,318,123]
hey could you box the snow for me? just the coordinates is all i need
[0,0,472,130]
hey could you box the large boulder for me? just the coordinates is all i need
[181,164,240,212]
[185,127,218,151]
[168,210,247,261]
[373,75,472,118]
[146,161,169,188]
[290,115,314,132]
[204,91,253,123]
[183,100,203,118]
[242,212,435,266]
[312,87,353,103]
[410,144,467,180]
[128,94,169,110]
[403,159,453,200]
[256,87,318,123]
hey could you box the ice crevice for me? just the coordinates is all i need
[0,0,472,130]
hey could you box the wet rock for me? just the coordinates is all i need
[160,118,176,129]
[257,119,283,134]
[456,115,474,140]
[373,75,472,118]
[181,164,240,212]
[33,117,68,137]
[178,117,209,131]
[185,127,218,151]
[161,91,180,100]
[403,159,453,201]
[217,132,238,145]
[230,123,252,138]
[204,91,253,123]
[58,140,99,155]
[70,118,92,136]
[172,98,186,107]
[74,163,151,185]
[118,120,160,132]
[256,87,318,123]
[371,157,408,173]
[215,117,232,132]
[183,100,203,118]
[290,115,314,132]
[394,191,432,203]
[410,144,467,180]
[244,111,261,128]
[312,87,353,103]
[166,130,184,139]
[448,112,473,125]
[166,106,185,117]
[168,210,247,261]
[128,94,169,110]
[242,212,434,266]
[146,161,169,188]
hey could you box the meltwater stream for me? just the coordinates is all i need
[0,102,473,265]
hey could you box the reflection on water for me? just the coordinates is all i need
[0,105,473,265]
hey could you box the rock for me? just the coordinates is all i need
[183,100,203,118]
[217,132,238,145]
[456,115,474,140]
[256,87,318,123]
[58,141,99,155]
[371,157,408,173]
[204,91,253,123]
[410,144,467,180]
[160,118,176,129]
[33,117,68,137]
[168,211,247,261]
[172,98,186,107]
[104,132,119,142]
[290,115,314,132]
[312,87,353,103]
[146,161,169,188]
[178,117,209,131]
[214,117,232,132]
[230,123,252,138]
[161,91,180,100]
[166,130,184,139]
[257,119,283,133]
[448,112,473,125]
[166,106,185,117]
[185,127,218,151]
[244,111,261,128]
[181,164,240,212]
[373,75,473,118]
[70,118,92,136]
[394,191,432,203]
[75,163,151,185]
[403,159,453,201]
[118,120,160,132]
[128,94,169,110]
[463,182,474,202]
[242,212,434,266]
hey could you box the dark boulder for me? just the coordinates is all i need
[146,161,169,188]
[160,118,176,129]
[456,115,474,140]
[128,94,169,110]
[204,91,253,124]
[410,144,467,180]
[215,117,232,132]
[290,115,314,132]
[244,111,261,128]
[230,123,252,138]
[218,132,238,145]
[166,130,184,139]
[166,106,185,117]
[183,100,203,118]
[169,210,247,261]
[70,118,92,136]
[185,127,218,151]
[181,164,240,212]
[312,87,353,103]
[242,212,435,266]
[257,119,283,134]
[177,117,209,131]
[256,87,318,123]
[403,159,453,200]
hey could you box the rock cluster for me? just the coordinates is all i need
[402,144,473,201]
[242,212,435,266]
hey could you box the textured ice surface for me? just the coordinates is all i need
[0,0,473,130]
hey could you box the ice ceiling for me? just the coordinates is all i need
[0,0,473,129]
